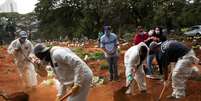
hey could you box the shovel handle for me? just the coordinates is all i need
[158,72,172,101]
[59,92,72,101]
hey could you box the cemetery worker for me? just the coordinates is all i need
[100,25,119,81]
[124,42,149,94]
[33,44,93,101]
[149,40,200,99]
[7,31,37,89]
[168,55,200,99]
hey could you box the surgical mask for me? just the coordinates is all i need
[139,32,144,35]
[19,37,27,44]
[155,31,160,34]
[105,30,110,36]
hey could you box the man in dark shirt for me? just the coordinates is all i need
[150,40,191,80]
[150,40,200,99]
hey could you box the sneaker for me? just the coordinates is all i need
[146,75,153,79]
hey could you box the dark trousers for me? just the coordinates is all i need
[156,52,163,75]
[106,56,118,80]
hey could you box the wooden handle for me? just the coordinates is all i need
[59,92,72,101]
[158,84,166,100]
[158,72,172,101]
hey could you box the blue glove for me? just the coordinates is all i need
[128,74,133,81]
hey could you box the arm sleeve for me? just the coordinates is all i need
[28,41,34,56]
[114,34,118,46]
[7,40,18,54]
[100,37,105,48]
[125,52,139,77]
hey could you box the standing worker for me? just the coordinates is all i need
[7,31,37,90]
[124,42,149,94]
[33,44,93,101]
[100,25,119,81]
[149,40,200,99]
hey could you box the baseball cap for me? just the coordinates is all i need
[19,31,28,38]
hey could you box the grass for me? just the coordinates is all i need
[72,47,105,60]
[99,60,109,70]
[88,51,104,60]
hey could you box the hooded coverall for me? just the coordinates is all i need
[7,38,37,88]
[124,42,149,94]
[50,46,93,101]
[171,50,200,98]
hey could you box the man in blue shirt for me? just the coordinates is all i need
[100,26,119,81]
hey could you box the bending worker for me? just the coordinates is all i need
[33,43,93,101]
[149,40,200,99]
[124,42,149,94]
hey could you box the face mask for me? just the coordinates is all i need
[19,37,27,43]
[155,31,160,34]
[105,30,110,36]
[41,57,49,65]
[139,32,144,35]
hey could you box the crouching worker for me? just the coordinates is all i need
[7,31,37,90]
[149,40,200,99]
[33,44,93,101]
[124,42,149,95]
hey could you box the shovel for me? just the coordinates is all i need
[157,71,172,101]
[59,91,72,101]
[113,80,134,101]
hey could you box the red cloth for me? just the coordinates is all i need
[133,32,148,45]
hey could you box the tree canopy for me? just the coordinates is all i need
[33,0,201,39]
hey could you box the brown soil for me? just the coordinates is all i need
[0,41,201,101]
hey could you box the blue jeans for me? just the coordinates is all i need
[106,56,118,80]
[146,54,155,75]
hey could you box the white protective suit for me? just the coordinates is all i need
[7,38,37,88]
[171,49,200,98]
[124,42,149,94]
[50,46,93,101]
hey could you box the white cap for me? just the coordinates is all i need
[19,31,28,38]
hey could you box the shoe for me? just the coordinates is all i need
[166,95,176,99]
[109,76,113,81]
[140,90,147,94]
[146,75,153,79]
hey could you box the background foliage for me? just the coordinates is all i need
[1,0,201,41]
